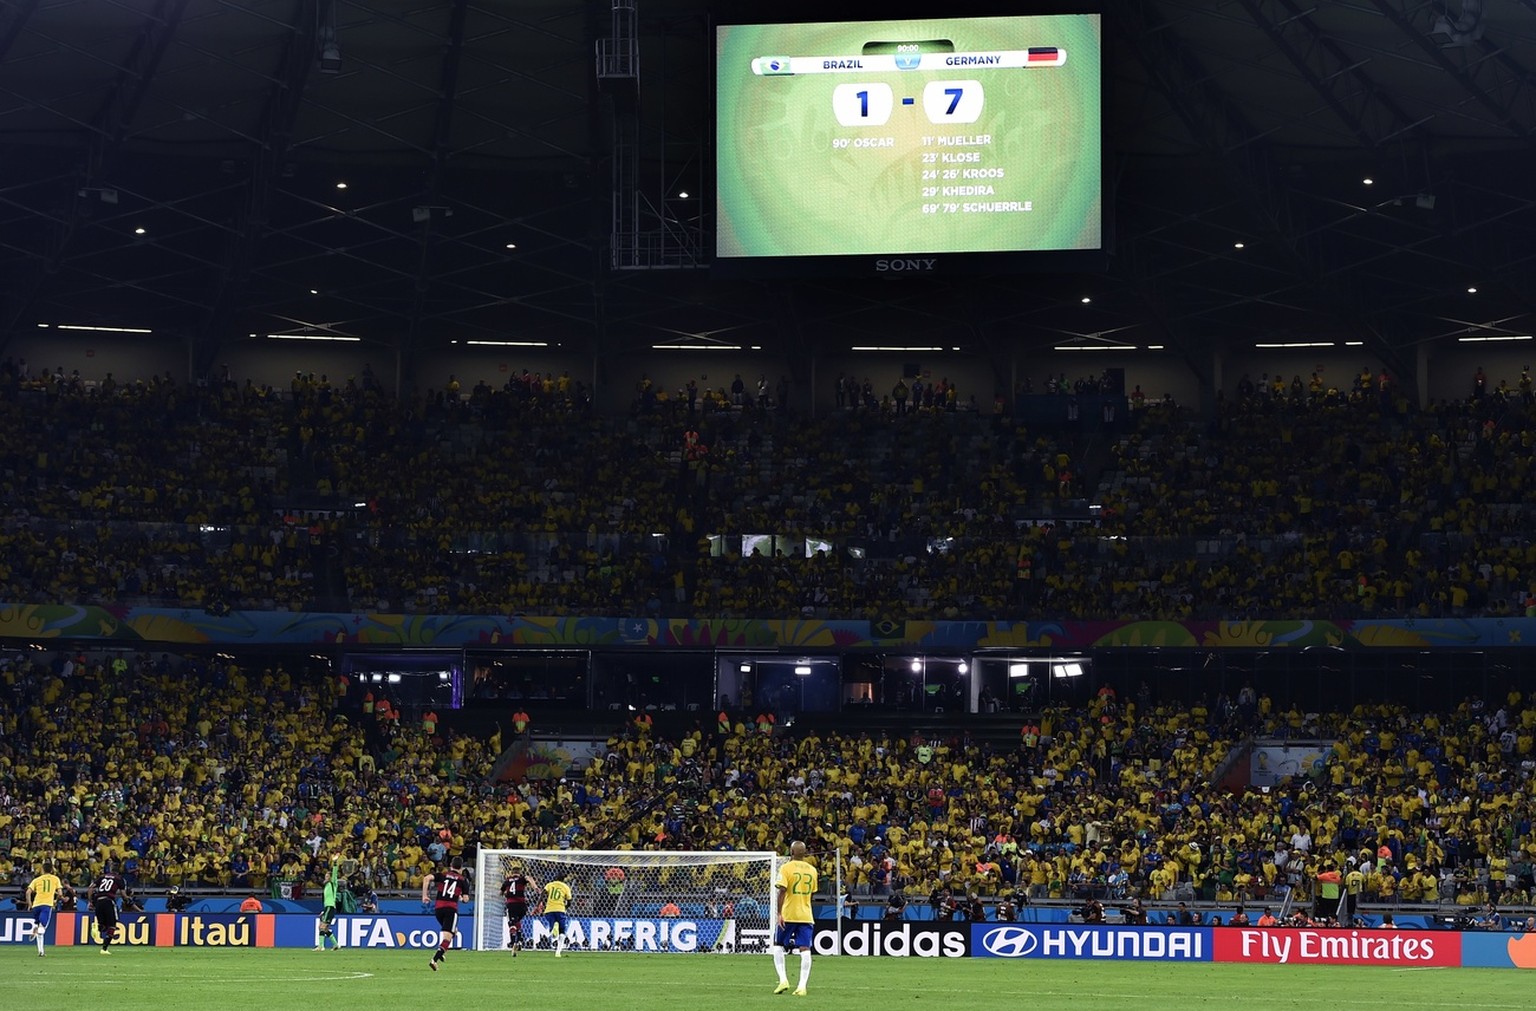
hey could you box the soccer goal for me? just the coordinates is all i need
[472,849,777,954]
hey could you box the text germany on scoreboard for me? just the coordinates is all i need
[715,15,1102,260]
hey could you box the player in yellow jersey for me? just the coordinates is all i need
[542,873,573,957]
[26,863,64,958]
[773,841,818,996]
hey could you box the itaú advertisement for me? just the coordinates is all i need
[971,923,1210,961]
[1214,928,1460,966]
[273,914,471,950]
[0,912,275,947]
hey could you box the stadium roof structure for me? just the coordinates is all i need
[0,0,1533,385]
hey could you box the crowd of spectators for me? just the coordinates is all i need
[0,651,508,898]
[4,356,1536,621]
[7,647,1536,925]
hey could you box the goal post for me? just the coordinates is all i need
[472,849,778,953]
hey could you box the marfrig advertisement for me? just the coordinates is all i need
[520,916,767,953]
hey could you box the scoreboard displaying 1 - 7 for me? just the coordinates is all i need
[715,15,1102,265]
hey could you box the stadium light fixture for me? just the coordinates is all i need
[387,673,402,683]
[1054,345,1135,352]
[1344,341,1365,346]
[1008,663,1030,678]
[794,666,812,676]
[466,340,548,347]
[653,343,741,350]
[739,663,752,673]
[851,346,943,352]
[53,324,154,333]
[1458,335,1532,342]
[909,658,922,672]
[1254,341,1335,349]
[1466,286,1478,293]
[133,227,146,235]
[957,662,969,674]
[266,334,361,342]
[1146,344,1165,350]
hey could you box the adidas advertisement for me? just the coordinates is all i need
[813,920,970,957]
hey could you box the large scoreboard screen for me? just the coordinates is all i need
[714,13,1103,275]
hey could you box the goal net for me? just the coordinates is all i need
[472,849,777,954]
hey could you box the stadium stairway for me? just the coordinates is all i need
[1208,736,1256,794]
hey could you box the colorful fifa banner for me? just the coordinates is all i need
[1458,930,1536,969]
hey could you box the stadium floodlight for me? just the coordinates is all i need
[54,323,155,333]
[909,658,922,672]
[466,340,548,347]
[1052,662,1084,679]
[794,665,812,676]
[1008,663,1030,678]
[473,850,777,953]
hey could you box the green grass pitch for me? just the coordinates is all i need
[2,948,1531,1010]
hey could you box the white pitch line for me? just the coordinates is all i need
[2,970,376,983]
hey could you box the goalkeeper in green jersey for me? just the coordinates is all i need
[315,856,341,951]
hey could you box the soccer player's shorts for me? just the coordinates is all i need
[545,911,568,934]
[434,907,459,935]
[32,906,53,930]
[777,922,813,951]
[94,899,119,936]
[506,901,528,924]
[320,905,337,926]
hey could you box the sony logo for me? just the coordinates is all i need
[873,258,937,273]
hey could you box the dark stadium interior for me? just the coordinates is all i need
[4,0,1536,940]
